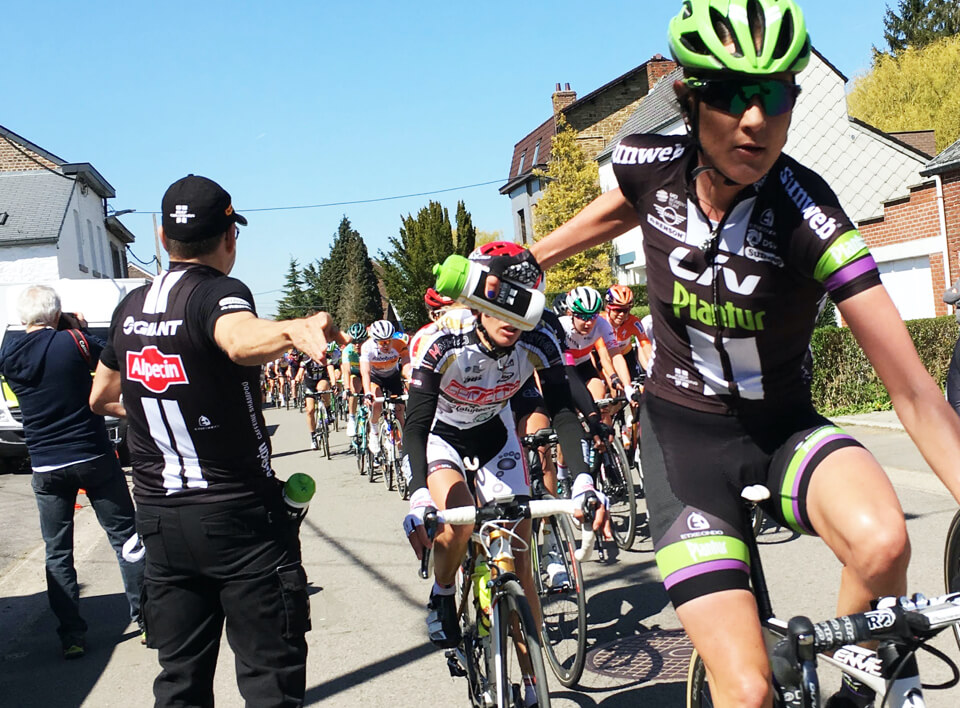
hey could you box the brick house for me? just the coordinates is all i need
[595,51,935,317]
[500,55,677,244]
[858,138,960,319]
[0,124,134,283]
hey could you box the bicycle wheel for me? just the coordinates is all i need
[943,508,960,650]
[456,561,494,708]
[599,438,637,550]
[533,512,587,687]
[321,410,331,460]
[356,420,366,475]
[686,649,713,708]
[366,422,375,483]
[493,579,551,707]
[380,422,393,490]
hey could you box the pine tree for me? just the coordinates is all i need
[453,201,477,257]
[533,114,610,293]
[849,34,960,152]
[276,258,307,320]
[379,200,472,330]
[883,0,960,54]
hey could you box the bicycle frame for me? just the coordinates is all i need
[743,490,930,708]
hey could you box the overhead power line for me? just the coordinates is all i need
[134,178,504,215]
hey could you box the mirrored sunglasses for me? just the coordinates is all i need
[684,77,800,117]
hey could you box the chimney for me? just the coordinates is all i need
[552,82,577,115]
[646,54,678,88]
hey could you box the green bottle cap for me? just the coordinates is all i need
[284,473,316,505]
[433,254,470,299]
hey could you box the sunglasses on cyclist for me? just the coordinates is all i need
[683,77,801,117]
[574,313,599,322]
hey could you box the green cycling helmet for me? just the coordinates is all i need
[347,322,368,342]
[567,287,603,317]
[668,0,811,75]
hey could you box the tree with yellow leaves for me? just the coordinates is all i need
[848,34,960,153]
[533,115,611,293]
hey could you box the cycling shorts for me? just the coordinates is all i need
[510,376,547,420]
[426,406,529,505]
[574,358,602,385]
[370,370,404,397]
[640,393,862,608]
[302,377,326,395]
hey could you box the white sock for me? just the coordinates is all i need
[432,580,455,596]
[556,464,569,480]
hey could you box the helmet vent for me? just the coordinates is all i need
[680,30,711,58]
[772,9,795,61]
[709,7,744,58]
[746,0,765,55]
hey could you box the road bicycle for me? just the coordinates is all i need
[348,394,373,480]
[419,497,592,708]
[687,485,960,708]
[592,396,638,550]
[375,394,407,498]
[278,377,292,410]
[520,427,597,688]
[305,392,331,459]
[328,384,340,432]
[295,381,306,412]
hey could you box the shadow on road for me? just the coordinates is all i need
[305,640,434,704]
[0,590,141,706]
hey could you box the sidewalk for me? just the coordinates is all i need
[832,408,904,431]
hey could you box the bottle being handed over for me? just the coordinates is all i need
[433,255,545,331]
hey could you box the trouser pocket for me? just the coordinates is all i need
[277,563,311,639]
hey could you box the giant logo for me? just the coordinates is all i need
[127,346,189,393]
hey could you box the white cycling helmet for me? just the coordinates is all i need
[370,319,395,341]
[567,286,603,317]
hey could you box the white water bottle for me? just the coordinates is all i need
[433,255,545,331]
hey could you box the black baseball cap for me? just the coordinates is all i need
[161,175,248,242]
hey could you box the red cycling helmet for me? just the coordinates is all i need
[468,241,544,291]
[424,287,454,310]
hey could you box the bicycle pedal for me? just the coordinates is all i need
[444,650,467,677]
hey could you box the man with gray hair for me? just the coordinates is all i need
[0,285,144,660]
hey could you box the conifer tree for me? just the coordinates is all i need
[276,258,307,320]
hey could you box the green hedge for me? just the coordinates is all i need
[811,315,958,415]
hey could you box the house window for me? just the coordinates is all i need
[518,209,527,244]
[532,138,541,165]
[87,220,100,277]
[517,150,526,176]
[110,243,123,278]
[73,210,87,272]
[96,226,104,276]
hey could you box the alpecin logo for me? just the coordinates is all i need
[127,346,189,393]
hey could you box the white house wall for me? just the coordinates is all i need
[0,244,60,283]
[59,182,115,279]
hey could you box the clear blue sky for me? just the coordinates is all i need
[3,0,885,316]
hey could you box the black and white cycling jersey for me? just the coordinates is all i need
[612,133,881,414]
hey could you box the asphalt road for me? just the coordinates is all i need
[1,408,959,707]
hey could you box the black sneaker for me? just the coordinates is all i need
[62,635,85,660]
[426,591,461,648]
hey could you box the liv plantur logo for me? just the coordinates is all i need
[127,346,189,393]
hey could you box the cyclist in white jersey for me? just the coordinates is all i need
[402,281,608,678]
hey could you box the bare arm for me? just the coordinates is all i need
[530,188,639,269]
[89,363,126,418]
[840,285,960,503]
[361,359,372,396]
[214,311,346,365]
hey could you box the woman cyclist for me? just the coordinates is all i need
[342,323,367,437]
[601,284,652,382]
[360,319,409,455]
[482,2,960,706]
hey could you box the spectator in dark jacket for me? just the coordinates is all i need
[0,285,144,660]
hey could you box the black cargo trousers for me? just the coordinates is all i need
[136,488,311,708]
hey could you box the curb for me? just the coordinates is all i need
[832,416,904,432]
